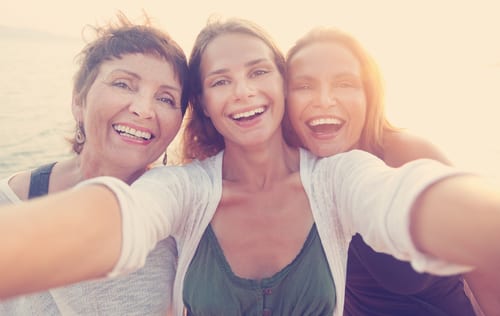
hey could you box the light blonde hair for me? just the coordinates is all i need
[286,27,398,158]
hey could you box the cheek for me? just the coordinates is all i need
[82,104,103,129]
[287,109,304,137]
[159,112,183,137]
[286,95,306,123]
[350,100,367,138]
[84,91,122,121]
[201,93,220,117]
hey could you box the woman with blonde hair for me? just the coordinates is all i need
[285,26,486,315]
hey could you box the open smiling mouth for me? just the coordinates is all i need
[230,106,266,121]
[113,124,153,141]
[307,117,345,133]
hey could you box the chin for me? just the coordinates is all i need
[315,146,345,158]
[118,154,150,168]
[308,147,331,158]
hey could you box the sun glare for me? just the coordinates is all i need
[1,0,499,178]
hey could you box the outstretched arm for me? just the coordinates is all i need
[0,166,185,300]
[0,185,121,299]
[410,175,500,315]
[411,175,500,273]
[331,150,499,275]
[382,131,489,314]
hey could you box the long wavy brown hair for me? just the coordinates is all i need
[181,17,286,162]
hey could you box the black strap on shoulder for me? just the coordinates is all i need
[28,162,57,199]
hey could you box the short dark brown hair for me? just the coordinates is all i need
[70,12,189,154]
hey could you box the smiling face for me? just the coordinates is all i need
[199,33,285,149]
[73,53,183,174]
[287,42,367,157]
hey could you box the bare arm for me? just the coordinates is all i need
[410,175,500,274]
[383,130,452,167]
[0,185,121,299]
[384,131,492,314]
[412,177,500,315]
[465,270,494,316]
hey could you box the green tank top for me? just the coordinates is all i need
[183,224,335,315]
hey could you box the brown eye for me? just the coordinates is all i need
[211,79,230,87]
[250,69,269,78]
[113,81,131,90]
[336,81,354,88]
[158,96,176,107]
[291,82,311,90]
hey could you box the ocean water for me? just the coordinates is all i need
[0,35,82,179]
[1,34,500,183]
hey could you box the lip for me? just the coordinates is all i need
[229,105,267,120]
[228,105,268,128]
[112,122,155,145]
[308,128,340,140]
[305,115,344,139]
[306,115,344,126]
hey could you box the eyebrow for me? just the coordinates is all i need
[289,74,316,81]
[290,72,360,82]
[109,69,140,79]
[109,69,181,92]
[335,72,361,79]
[205,58,270,77]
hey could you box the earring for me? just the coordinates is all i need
[162,152,168,165]
[75,123,86,145]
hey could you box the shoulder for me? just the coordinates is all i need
[143,159,211,182]
[383,130,451,167]
[302,148,383,174]
[138,156,221,202]
[305,149,387,193]
[5,170,31,200]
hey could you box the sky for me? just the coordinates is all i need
[1,0,500,174]
[2,1,499,58]
[2,1,499,79]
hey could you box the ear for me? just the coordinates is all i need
[71,94,84,122]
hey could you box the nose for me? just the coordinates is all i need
[316,85,337,108]
[129,94,155,119]
[232,77,255,102]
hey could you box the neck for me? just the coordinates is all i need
[60,152,147,187]
[222,132,299,190]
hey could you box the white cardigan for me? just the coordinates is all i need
[0,173,177,316]
[84,149,471,316]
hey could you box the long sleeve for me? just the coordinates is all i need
[314,149,473,275]
[76,165,190,278]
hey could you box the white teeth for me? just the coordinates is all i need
[113,124,152,140]
[309,117,343,126]
[231,106,265,119]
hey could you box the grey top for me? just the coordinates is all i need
[0,164,177,315]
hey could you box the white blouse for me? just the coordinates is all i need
[81,149,471,316]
